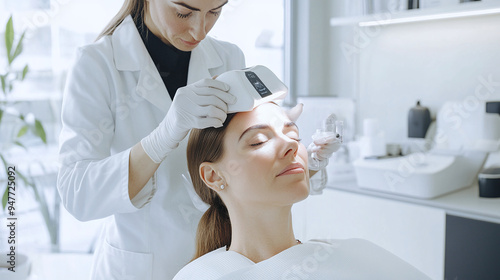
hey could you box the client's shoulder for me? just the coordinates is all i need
[307,237,395,251]
[173,248,225,280]
[308,237,373,244]
[173,247,253,280]
[305,238,432,280]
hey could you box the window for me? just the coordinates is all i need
[209,0,285,80]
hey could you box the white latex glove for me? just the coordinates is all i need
[285,103,303,122]
[307,134,342,171]
[141,78,235,163]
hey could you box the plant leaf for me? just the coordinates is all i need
[11,31,25,64]
[0,108,3,124]
[1,184,7,211]
[35,119,47,144]
[14,140,26,150]
[16,169,32,187]
[17,125,28,138]
[0,154,8,172]
[21,65,29,80]
[0,75,6,95]
[0,154,7,211]
[5,16,14,63]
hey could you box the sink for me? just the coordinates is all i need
[353,150,488,199]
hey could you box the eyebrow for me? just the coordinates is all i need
[173,1,229,11]
[238,122,298,141]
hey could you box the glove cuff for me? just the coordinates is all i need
[141,128,180,163]
[308,152,329,171]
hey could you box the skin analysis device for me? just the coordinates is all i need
[216,65,288,113]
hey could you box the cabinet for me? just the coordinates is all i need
[445,215,500,280]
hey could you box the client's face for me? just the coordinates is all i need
[217,103,310,208]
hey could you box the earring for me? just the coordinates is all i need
[220,184,225,190]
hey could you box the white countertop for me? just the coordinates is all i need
[327,180,500,224]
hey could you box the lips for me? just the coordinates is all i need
[181,39,200,46]
[277,162,305,177]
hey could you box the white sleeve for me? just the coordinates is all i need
[57,47,143,222]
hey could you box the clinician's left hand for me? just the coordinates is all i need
[307,136,342,162]
[286,103,342,197]
[285,103,342,169]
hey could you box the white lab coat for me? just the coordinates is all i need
[173,239,432,280]
[57,15,245,280]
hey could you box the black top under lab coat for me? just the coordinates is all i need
[136,19,191,100]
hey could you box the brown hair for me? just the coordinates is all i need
[95,0,146,41]
[187,114,236,260]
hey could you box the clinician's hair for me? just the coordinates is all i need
[187,114,236,261]
[95,0,145,41]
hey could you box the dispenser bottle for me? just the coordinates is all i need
[408,100,431,138]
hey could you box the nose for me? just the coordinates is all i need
[190,15,207,41]
[281,136,299,159]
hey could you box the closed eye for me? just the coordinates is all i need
[249,136,269,147]
[250,142,265,147]
[285,127,301,143]
[176,12,191,18]
[209,10,221,16]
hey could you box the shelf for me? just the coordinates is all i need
[330,1,500,27]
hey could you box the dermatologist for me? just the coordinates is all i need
[57,0,244,279]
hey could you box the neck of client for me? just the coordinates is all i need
[227,203,299,263]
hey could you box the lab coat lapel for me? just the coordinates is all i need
[113,16,224,114]
[187,38,224,84]
[112,16,170,114]
[136,63,170,114]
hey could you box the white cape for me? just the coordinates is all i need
[173,239,431,280]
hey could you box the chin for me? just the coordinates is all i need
[174,39,199,52]
[173,44,192,52]
[289,180,310,203]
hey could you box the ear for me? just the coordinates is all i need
[286,103,304,122]
[199,162,224,192]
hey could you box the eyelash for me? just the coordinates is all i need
[210,10,221,17]
[176,10,221,19]
[176,12,191,19]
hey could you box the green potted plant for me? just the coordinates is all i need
[1,15,58,252]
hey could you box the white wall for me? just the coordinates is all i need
[329,1,359,100]
[357,13,500,143]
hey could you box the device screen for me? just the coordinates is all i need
[245,71,271,97]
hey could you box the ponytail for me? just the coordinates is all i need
[186,114,236,261]
[192,196,231,260]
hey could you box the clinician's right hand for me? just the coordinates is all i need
[141,78,236,163]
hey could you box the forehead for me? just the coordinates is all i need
[227,103,291,133]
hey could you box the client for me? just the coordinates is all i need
[174,102,431,280]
